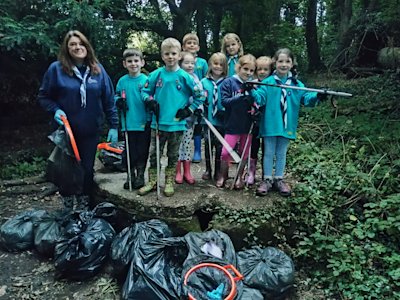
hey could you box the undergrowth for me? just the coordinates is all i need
[212,72,400,299]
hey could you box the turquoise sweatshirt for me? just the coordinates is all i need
[141,66,205,132]
[194,57,208,79]
[251,75,319,139]
[115,73,148,131]
[201,76,225,127]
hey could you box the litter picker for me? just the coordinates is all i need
[202,115,241,163]
[230,122,254,190]
[121,90,133,191]
[155,102,161,200]
[60,115,81,162]
[207,127,214,176]
[245,81,353,97]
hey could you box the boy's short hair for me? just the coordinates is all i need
[161,38,181,53]
[182,33,199,46]
[123,48,143,60]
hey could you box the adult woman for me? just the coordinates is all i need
[38,30,118,210]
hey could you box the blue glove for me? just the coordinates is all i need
[54,109,66,126]
[107,128,118,143]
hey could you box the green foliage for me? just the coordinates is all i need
[0,155,46,180]
[212,73,400,298]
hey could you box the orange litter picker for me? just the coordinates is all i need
[183,263,243,300]
[60,115,81,162]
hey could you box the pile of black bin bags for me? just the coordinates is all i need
[0,202,295,300]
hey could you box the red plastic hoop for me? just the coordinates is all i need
[61,115,81,162]
[183,263,243,300]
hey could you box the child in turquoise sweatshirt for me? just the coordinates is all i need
[115,48,149,190]
[138,38,204,197]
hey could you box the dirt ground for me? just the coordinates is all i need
[0,121,325,300]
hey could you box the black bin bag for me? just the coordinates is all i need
[110,219,173,279]
[0,210,47,252]
[54,211,115,280]
[33,210,66,257]
[117,220,188,300]
[122,237,188,300]
[46,128,84,195]
[237,246,295,298]
[92,202,134,233]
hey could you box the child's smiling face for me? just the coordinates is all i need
[161,46,181,70]
[238,62,255,82]
[181,53,195,74]
[225,39,240,57]
[275,53,293,77]
[256,62,272,81]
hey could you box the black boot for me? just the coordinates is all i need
[76,195,90,211]
[213,159,221,182]
[123,169,136,190]
[134,165,146,189]
[202,159,212,180]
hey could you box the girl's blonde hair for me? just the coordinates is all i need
[58,30,100,76]
[256,56,272,67]
[206,52,227,78]
[220,33,244,57]
[234,54,256,74]
[179,51,195,66]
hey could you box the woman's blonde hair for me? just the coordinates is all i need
[58,30,100,76]
[220,33,244,57]
[206,52,227,78]
[234,54,256,74]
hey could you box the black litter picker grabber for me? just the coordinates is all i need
[155,102,161,200]
[245,81,353,97]
[117,90,133,191]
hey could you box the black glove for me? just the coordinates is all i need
[194,108,202,117]
[241,82,253,92]
[250,109,261,122]
[317,93,328,101]
[116,96,128,112]
[242,95,254,105]
[145,100,158,112]
[175,107,192,120]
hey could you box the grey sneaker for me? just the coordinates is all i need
[274,179,291,197]
[256,179,273,196]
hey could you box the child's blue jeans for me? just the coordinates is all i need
[262,136,290,179]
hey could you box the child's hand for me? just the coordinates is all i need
[116,97,128,112]
[175,107,192,120]
[145,100,158,112]
[241,82,254,92]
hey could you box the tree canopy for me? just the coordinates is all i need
[1,0,399,105]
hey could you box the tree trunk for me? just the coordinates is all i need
[305,0,325,71]
[335,0,353,67]
[196,3,208,58]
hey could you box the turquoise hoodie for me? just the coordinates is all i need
[251,75,319,139]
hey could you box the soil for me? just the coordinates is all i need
[0,118,325,300]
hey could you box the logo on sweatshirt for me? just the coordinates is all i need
[88,77,97,84]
